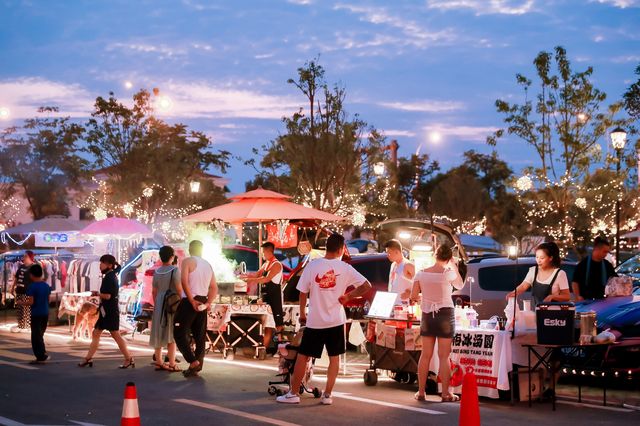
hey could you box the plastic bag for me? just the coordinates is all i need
[605,276,633,297]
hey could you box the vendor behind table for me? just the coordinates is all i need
[384,239,415,307]
[240,241,285,352]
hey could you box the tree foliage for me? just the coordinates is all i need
[248,60,385,214]
[623,64,640,120]
[83,90,231,215]
[488,46,633,247]
[0,107,86,219]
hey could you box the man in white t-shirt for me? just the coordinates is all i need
[276,234,372,405]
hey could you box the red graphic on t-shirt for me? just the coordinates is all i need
[315,269,339,289]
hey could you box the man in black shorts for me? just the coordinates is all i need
[276,234,371,405]
[242,242,285,352]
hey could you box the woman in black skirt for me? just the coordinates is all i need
[410,245,464,402]
[78,254,134,368]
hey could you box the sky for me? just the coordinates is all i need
[0,0,639,193]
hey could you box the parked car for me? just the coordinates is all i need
[346,239,379,254]
[452,256,577,320]
[615,253,640,285]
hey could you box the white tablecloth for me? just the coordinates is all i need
[432,329,512,399]
[207,303,300,331]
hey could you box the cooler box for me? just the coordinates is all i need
[535,302,575,345]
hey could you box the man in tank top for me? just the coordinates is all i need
[241,241,284,355]
[174,240,218,377]
[384,239,415,306]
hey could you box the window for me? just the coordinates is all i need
[478,263,576,292]
[352,258,391,290]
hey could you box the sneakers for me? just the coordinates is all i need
[276,391,301,404]
[321,393,333,405]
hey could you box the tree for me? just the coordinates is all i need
[0,107,86,219]
[248,60,386,215]
[488,46,633,247]
[623,64,640,120]
[82,90,230,221]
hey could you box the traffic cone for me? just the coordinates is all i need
[121,382,141,426]
[459,372,481,426]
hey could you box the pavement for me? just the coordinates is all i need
[0,315,639,425]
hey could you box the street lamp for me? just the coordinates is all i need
[610,127,627,265]
[0,107,10,120]
[373,162,385,176]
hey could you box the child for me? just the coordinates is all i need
[18,264,52,364]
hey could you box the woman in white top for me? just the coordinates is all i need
[384,239,415,305]
[410,245,464,403]
[506,242,570,306]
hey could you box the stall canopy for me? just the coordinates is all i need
[183,187,345,266]
[1,216,91,234]
[80,217,153,240]
[183,187,345,223]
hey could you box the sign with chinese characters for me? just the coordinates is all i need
[446,329,512,399]
[35,232,85,248]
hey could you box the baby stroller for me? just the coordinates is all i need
[267,327,322,398]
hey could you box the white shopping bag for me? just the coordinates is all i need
[348,322,367,346]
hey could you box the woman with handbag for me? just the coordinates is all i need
[149,245,182,372]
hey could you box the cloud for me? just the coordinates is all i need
[157,80,299,120]
[378,100,464,112]
[0,77,95,120]
[382,129,417,138]
[333,4,457,48]
[422,124,499,142]
[590,0,640,8]
[287,0,313,4]
[106,41,213,60]
[426,0,536,15]
[611,55,640,63]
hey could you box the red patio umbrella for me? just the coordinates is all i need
[183,188,345,264]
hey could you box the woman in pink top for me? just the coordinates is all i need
[410,245,464,402]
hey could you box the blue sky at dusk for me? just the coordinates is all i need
[1,0,639,192]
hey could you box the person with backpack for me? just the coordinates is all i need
[149,245,182,372]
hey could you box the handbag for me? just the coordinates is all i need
[297,228,312,255]
[163,269,182,315]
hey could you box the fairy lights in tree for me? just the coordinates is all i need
[79,179,201,241]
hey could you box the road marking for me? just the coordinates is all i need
[332,392,447,415]
[0,349,34,361]
[557,400,633,413]
[0,359,38,370]
[174,398,301,426]
[70,421,107,426]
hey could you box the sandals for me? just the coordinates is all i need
[441,394,460,402]
[161,363,181,372]
[414,392,426,401]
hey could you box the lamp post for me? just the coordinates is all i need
[507,239,519,339]
[610,127,627,265]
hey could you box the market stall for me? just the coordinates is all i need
[183,187,345,359]
[206,303,301,358]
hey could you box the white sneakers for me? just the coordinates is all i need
[276,391,301,404]
[276,391,333,405]
[320,393,333,405]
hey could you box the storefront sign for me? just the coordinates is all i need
[35,232,85,248]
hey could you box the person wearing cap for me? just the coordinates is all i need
[11,251,36,332]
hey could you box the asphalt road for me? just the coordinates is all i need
[0,324,639,426]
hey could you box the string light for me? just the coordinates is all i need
[79,179,201,241]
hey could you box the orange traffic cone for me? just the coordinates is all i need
[121,382,141,426]
[459,372,481,426]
